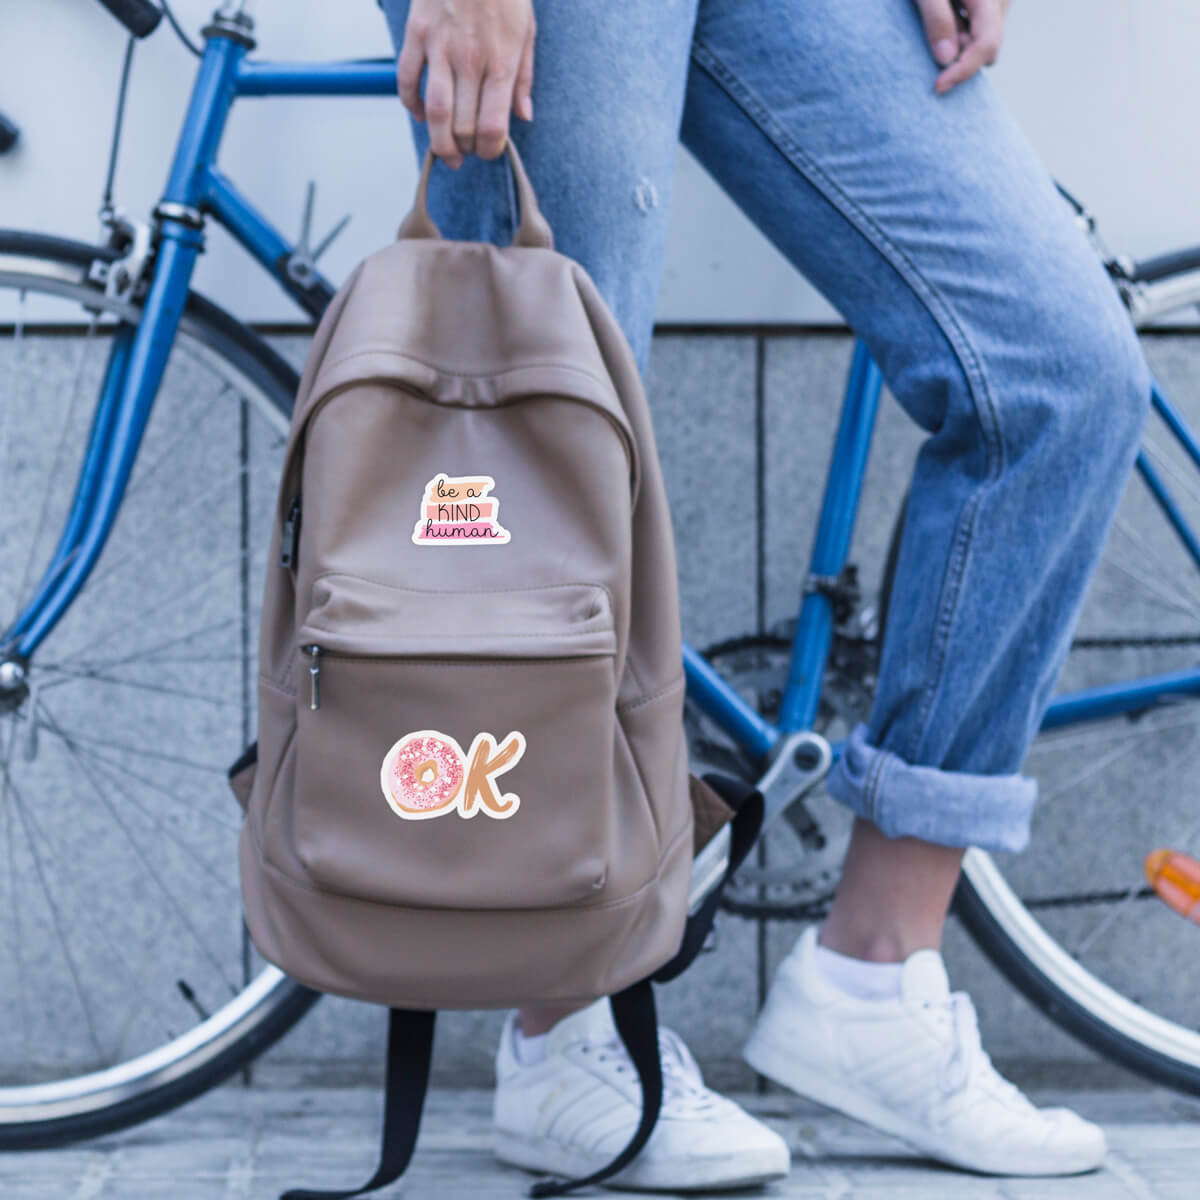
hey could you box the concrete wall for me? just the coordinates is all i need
[3,1,1200,324]
[3,315,1199,1091]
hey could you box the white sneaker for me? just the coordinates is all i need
[743,926,1106,1176]
[493,999,791,1192]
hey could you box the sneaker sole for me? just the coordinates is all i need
[743,1026,1104,1177]
[494,1128,790,1193]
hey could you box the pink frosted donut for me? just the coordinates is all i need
[386,732,464,816]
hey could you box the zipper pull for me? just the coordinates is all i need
[280,497,302,569]
[307,644,322,710]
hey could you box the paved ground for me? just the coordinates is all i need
[8,1086,1200,1199]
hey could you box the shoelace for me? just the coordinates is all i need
[589,1026,719,1117]
[935,993,1036,1114]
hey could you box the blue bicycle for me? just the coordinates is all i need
[5,0,1200,1146]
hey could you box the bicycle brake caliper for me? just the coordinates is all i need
[88,212,155,304]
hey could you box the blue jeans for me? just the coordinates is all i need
[377,0,1150,854]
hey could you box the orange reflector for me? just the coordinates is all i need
[1145,849,1200,924]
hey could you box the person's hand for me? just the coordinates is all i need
[396,0,536,169]
[915,0,1012,95]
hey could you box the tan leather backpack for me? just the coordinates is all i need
[228,143,762,1200]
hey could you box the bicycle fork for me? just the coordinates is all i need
[0,30,250,692]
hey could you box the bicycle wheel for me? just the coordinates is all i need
[0,231,318,1148]
[878,254,1200,1094]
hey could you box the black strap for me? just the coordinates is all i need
[281,1008,435,1200]
[702,772,767,875]
[227,740,258,781]
[528,978,661,1198]
[653,773,765,985]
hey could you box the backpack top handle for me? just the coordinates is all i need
[398,139,555,251]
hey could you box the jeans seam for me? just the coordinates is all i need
[907,487,984,759]
[864,745,888,828]
[688,38,1004,761]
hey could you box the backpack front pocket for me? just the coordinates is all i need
[287,575,619,910]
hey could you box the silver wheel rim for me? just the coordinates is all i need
[964,850,1200,1074]
[0,245,300,1126]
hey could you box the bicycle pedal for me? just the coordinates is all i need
[1146,849,1200,924]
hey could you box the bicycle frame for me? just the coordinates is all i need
[7,15,1200,783]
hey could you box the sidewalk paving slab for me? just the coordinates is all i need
[3,1087,1198,1199]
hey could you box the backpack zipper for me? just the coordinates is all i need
[300,638,615,716]
[280,496,302,569]
[305,643,321,710]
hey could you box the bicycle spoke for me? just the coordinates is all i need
[87,460,254,593]
[51,547,266,667]
[0,546,87,658]
[1033,716,1200,807]
[24,730,240,833]
[121,382,233,506]
[36,664,242,711]
[12,317,97,626]
[89,652,252,666]
[44,616,246,678]
[174,337,290,441]
[0,741,106,1063]
[0,291,25,619]
[2,760,177,1063]
[31,722,226,776]
[1076,812,1200,958]
[1030,708,1200,754]
[1143,434,1200,520]
[1,719,31,1075]
[1091,557,1199,623]
[36,698,240,999]
[1097,517,1200,623]
[57,711,237,892]
[1025,702,1200,957]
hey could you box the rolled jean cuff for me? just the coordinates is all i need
[825,724,1037,853]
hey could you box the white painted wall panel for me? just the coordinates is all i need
[2,0,1197,324]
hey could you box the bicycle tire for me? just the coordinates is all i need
[954,861,1200,1097]
[0,230,320,1147]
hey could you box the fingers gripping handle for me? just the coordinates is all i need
[397,140,554,250]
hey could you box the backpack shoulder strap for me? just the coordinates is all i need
[280,1008,435,1200]
[653,773,764,985]
[279,985,660,1200]
[528,977,662,1199]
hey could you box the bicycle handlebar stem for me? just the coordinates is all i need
[204,2,255,49]
[215,0,255,26]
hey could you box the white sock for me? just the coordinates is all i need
[813,941,903,1001]
[512,1021,548,1066]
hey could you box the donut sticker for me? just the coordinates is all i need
[380,729,525,821]
[411,473,511,546]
